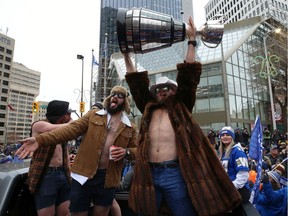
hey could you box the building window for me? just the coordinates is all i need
[2,80,8,86]
[2,88,8,93]
[5,57,11,62]
[3,72,9,78]
[6,49,12,55]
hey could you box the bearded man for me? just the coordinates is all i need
[16,86,137,216]
[123,16,241,216]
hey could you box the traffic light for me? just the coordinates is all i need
[32,102,39,113]
[80,102,85,113]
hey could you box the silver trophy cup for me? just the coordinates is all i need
[117,8,225,54]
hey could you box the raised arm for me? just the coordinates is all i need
[185,16,197,63]
[123,53,137,73]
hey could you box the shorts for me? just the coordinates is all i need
[34,167,70,210]
[69,169,116,213]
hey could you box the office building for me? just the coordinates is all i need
[204,0,287,26]
[6,62,41,144]
[0,32,14,145]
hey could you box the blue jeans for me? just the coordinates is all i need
[151,166,197,216]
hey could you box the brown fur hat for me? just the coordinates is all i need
[103,86,131,114]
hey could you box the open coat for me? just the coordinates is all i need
[125,62,242,216]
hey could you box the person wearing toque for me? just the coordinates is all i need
[219,126,251,205]
[16,87,137,216]
[255,171,287,216]
[123,16,241,216]
[27,100,73,216]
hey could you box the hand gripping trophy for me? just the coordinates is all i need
[117,7,226,54]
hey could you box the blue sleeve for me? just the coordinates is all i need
[262,182,287,202]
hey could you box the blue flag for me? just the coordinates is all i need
[93,55,99,66]
[249,115,263,204]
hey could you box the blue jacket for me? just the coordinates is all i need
[255,181,288,216]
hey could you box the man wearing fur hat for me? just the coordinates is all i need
[28,100,73,216]
[123,16,241,216]
[16,88,137,216]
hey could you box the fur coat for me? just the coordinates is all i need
[125,62,242,216]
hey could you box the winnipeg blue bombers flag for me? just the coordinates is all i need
[249,116,263,204]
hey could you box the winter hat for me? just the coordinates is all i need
[268,171,281,185]
[219,126,235,140]
[103,86,131,114]
[46,100,70,123]
[150,76,178,95]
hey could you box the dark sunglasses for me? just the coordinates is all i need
[111,92,126,99]
[155,86,171,94]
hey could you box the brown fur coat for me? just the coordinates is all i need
[125,62,241,216]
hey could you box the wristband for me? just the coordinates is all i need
[188,40,197,47]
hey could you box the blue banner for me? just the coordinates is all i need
[249,116,263,204]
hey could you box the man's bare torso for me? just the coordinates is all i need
[98,117,121,169]
[49,144,64,167]
[148,108,177,162]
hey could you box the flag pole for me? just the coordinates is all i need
[90,49,94,108]
[271,158,288,172]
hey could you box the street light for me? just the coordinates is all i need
[104,33,108,98]
[77,54,84,117]
[254,28,281,131]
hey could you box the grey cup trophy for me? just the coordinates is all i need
[117,8,225,54]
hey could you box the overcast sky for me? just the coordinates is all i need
[1,0,208,118]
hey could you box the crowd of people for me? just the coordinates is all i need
[8,14,287,216]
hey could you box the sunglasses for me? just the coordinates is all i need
[155,86,171,94]
[111,92,126,99]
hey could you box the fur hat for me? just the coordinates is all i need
[103,86,131,114]
[150,76,178,95]
[268,171,281,185]
[219,126,235,140]
[46,100,70,123]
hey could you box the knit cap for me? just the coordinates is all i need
[219,126,235,140]
[268,171,281,185]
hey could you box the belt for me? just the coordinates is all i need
[149,160,179,169]
[46,166,65,172]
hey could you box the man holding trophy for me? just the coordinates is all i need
[120,8,242,216]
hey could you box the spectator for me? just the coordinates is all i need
[207,128,217,149]
[255,171,287,216]
[234,127,244,144]
[17,86,138,216]
[267,145,283,166]
[242,128,250,147]
[219,126,251,204]
[263,128,271,152]
[272,129,281,146]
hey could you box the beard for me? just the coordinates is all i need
[107,101,125,114]
[157,94,176,108]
